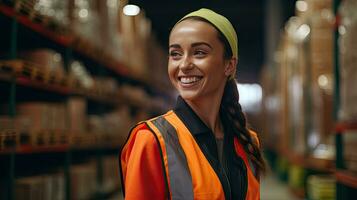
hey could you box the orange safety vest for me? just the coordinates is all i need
[120,110,260,200]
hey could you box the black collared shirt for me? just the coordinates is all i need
[173,96,248,200]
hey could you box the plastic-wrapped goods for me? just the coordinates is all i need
[15,173,65,200]
[16,102,67,131]
[92,77,118,96]
[283,17,307,154]
[308,0,334,151]
[18,49,66,80]
[343,131,357,172]
[68,60,94,90]
[87,105,133,143]
[70,162,97,200]
[307,175,336,200]
[67,97,87,134]
[72,0,101,49]
[288,165,305,192]
[101,156,121,192]
[292,0,334,156]
[106,0,124,62]
[33,0,70,28]
[339,0,357,121]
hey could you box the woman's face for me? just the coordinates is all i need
[168,19,233,102]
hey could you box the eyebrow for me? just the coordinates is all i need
[169,42,212,49]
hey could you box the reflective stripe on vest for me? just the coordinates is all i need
[151,116,194,200]
[122,110,260,200]
[147,111,225,200]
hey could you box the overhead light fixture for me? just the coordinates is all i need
[296,0,308,12]
[123,4,140,16]
[295,24,310,41]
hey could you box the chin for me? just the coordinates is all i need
[179,90,201,101]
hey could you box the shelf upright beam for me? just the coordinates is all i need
[63,47,73,72]
[332,0,345,199]
[65,149,72,200]
[333,0,342,173]
[63,46,73,200]
[96,148,104,199]
[6,17,18,200]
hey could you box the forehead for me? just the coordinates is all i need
[169,19,220,45]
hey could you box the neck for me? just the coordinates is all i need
[186,93,224,138]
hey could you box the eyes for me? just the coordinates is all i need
[169,49,208,60]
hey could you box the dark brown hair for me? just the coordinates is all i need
[181,16,266,175]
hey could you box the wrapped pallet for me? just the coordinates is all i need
[339,0,357,121]
[339,0,357,170]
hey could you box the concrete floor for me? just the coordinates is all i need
[261,173,303,200]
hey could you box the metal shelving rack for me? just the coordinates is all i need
[333,0,357,199]
[0,2,166,200]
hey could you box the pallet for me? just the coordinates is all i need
[0,60,65,85]
[30,130,69,146]
[13,0,69,34]
[69,134,98,147]
[0,130,32,149]
[0,129,18,149]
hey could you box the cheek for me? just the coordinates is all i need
[167,62,177,82]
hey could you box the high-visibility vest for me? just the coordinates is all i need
[120,110,260,200]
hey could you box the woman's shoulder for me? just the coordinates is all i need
[122,125,159,159]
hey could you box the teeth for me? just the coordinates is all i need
[180,76,201,84]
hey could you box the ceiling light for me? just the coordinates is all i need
[123,4,140,16]
[296,0,308,12]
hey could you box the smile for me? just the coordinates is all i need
[179,76,202,84]
[179,76,203,85]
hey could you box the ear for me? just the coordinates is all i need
[224,57,238,77]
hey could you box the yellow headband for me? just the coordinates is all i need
[178,8,238,58]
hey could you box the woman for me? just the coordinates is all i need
[120,8,266,200]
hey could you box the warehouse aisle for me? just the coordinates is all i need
[261,174,302,200]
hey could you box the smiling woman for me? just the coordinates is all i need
[168,18,232,103]
[120,8,265,200]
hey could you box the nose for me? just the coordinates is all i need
[179,55,194,71]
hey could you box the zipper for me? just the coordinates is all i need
[221,147,232,200]
[211,134,232,200]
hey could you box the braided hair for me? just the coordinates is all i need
[184,16,267,175]
[218,26,266,176]
[220,79,266,175]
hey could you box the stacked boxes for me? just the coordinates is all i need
[15,173,65,200]
[70,162,97,200]
[307,175,336,200]
[339,0,357,121]
[267,0,335,157]
[339,0,357,173]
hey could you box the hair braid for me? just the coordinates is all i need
[180,16,266,175]
[220,79,266,175]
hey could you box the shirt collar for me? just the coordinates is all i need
[173,96,211,135]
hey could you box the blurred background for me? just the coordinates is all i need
[0,0,356,199]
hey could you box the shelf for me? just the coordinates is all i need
[0,73,118,106]
[0,4,72,47]
[291,154,334,172]
[335,170,357,189]
[279,148,335,172]
[0,129,122,154]
[0,143,121,155]
[0,4,130,77]
[17,76,71,95]
[335,121,357,133]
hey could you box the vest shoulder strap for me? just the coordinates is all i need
[147,115,194,200]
